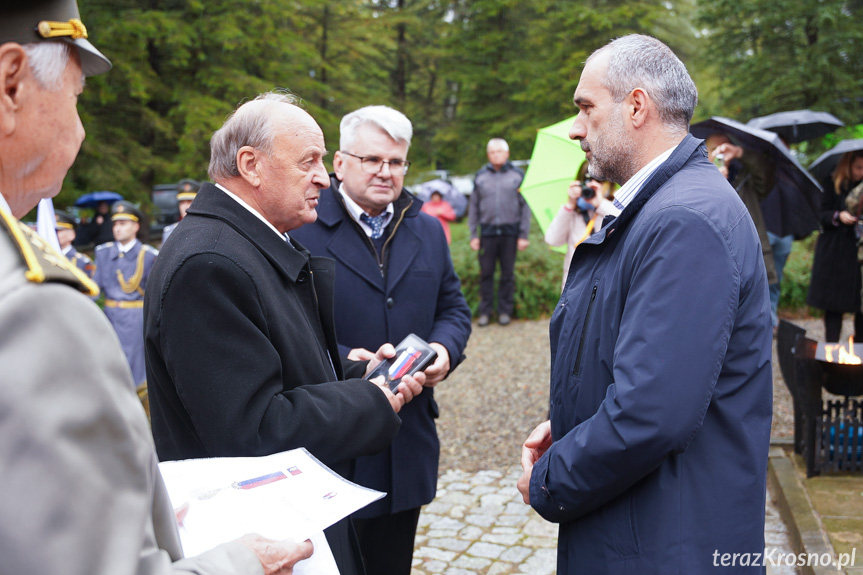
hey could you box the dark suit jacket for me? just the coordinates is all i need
[292,180,471,516]
[530,135,773,573]
[144,183,402,575]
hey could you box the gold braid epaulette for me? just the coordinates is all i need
[0,207,99,297]
[117,246,148,295]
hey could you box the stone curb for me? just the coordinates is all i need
[767,444,842,575]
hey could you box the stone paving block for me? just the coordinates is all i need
[414,546,457,562]
[519,547,557,575]
[444,568,478,575]
[481,532,522,546]
[477,503,506,515]
[487,561,516,575]
[424,500,455,514]
[522,536,558,549]
[449,504,466,518]
[481,493,514,506]
[504,502,531,515]
[446,482,472,491]
[426,529,460,539]
[452,555,492,570]
[429,517,466,531]
[492,526,522,535]
[440,492,479,506]
[521,516,558,537]
[500,545,533,563]
[459,525,484,540]
[428,536,472,552]
[495,513,530,527]
[419,559,447,573]
[466,541,507,559]
[464,513,496,527]
[471,485,499,496]
[415,534,429,546]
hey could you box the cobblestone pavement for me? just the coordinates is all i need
[411,466,798,575]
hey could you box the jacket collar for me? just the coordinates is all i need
[589,133,704,243]
[187,182,311,283]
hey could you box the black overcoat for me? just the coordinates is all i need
[144,183,401,575]
[806,178,863,312]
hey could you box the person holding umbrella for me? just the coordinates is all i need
[544,160,619,292]
[806,149,863,342]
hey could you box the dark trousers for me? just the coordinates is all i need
[824,310,863,342]
[478,234,518,317]
[353,507,422,575]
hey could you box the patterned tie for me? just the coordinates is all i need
[360,213,386,239]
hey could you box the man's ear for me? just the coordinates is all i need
[332,150,345,180]
[0,44,28,136]
[628,88,650,129]
[236,145,261,187]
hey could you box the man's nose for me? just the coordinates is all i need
[312,162,329,188]
[569,113,587,141]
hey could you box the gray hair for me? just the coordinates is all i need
[590,34,697,132]
[22,41,73,91]
[487,138,509,152]
[208,91,300,181]
[339,105,412,152]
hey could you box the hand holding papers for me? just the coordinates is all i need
[159,448,385,574]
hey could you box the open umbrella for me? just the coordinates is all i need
[691,116,822,239]
[414,178,468,219]
[521,115,587,237]
[747,110,844,144]
[808,139,863,185]
[74,190,124,208]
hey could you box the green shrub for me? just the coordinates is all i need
[450,216,565,320]
[779,233,818,317]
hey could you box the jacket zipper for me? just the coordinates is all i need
[573,283,598,376]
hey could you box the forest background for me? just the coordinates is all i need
[55,0,863,317]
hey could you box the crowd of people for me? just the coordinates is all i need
[2,2,861,575]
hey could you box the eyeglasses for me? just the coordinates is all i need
[341,151,411,175]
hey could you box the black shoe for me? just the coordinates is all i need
[499,314,511,326]
[478,315,490,327]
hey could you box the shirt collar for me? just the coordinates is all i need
[337,183,394,237]
[118,239,138,253]
[216,183,289,242]
[612,144,678,211]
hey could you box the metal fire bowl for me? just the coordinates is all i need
[815,343,863,396]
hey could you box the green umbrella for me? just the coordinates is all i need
[521,115,587,240]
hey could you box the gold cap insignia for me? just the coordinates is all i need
[37,18,88,40]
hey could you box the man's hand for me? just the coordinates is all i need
[237,534,313,575]
[371,372,425,412]
[713,142,744,161]
[422,343,451,387]
[348,347,375,362]
[517,420,552,505]
[566,181,583,209]
[517,238,530,251]
[470,237,480,251]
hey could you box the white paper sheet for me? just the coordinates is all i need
[159,448,385,574]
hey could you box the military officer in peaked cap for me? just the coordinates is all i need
[160,178,200,245]
[55,209,95,277]
[0,2,313,573]
[94,201,158,388]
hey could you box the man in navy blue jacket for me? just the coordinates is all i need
[517,35,772,574]
[292,105,471,575]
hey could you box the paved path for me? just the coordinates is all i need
[411,466,798,575]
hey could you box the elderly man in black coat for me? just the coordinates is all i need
[144,92,425,575]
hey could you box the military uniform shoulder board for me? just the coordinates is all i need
[0,208,99,297]
[95,242,113,251]
[143,244,159,256]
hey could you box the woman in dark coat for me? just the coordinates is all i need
[807,150,863,342]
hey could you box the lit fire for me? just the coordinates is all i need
[824,336,862,365]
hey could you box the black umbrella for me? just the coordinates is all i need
[808,139,863,185]
[746,109,843,144]
[691,116,823,239]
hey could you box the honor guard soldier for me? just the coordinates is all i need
[160,178,200,245]
[94,201,158,387]
[55,209,95,278]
